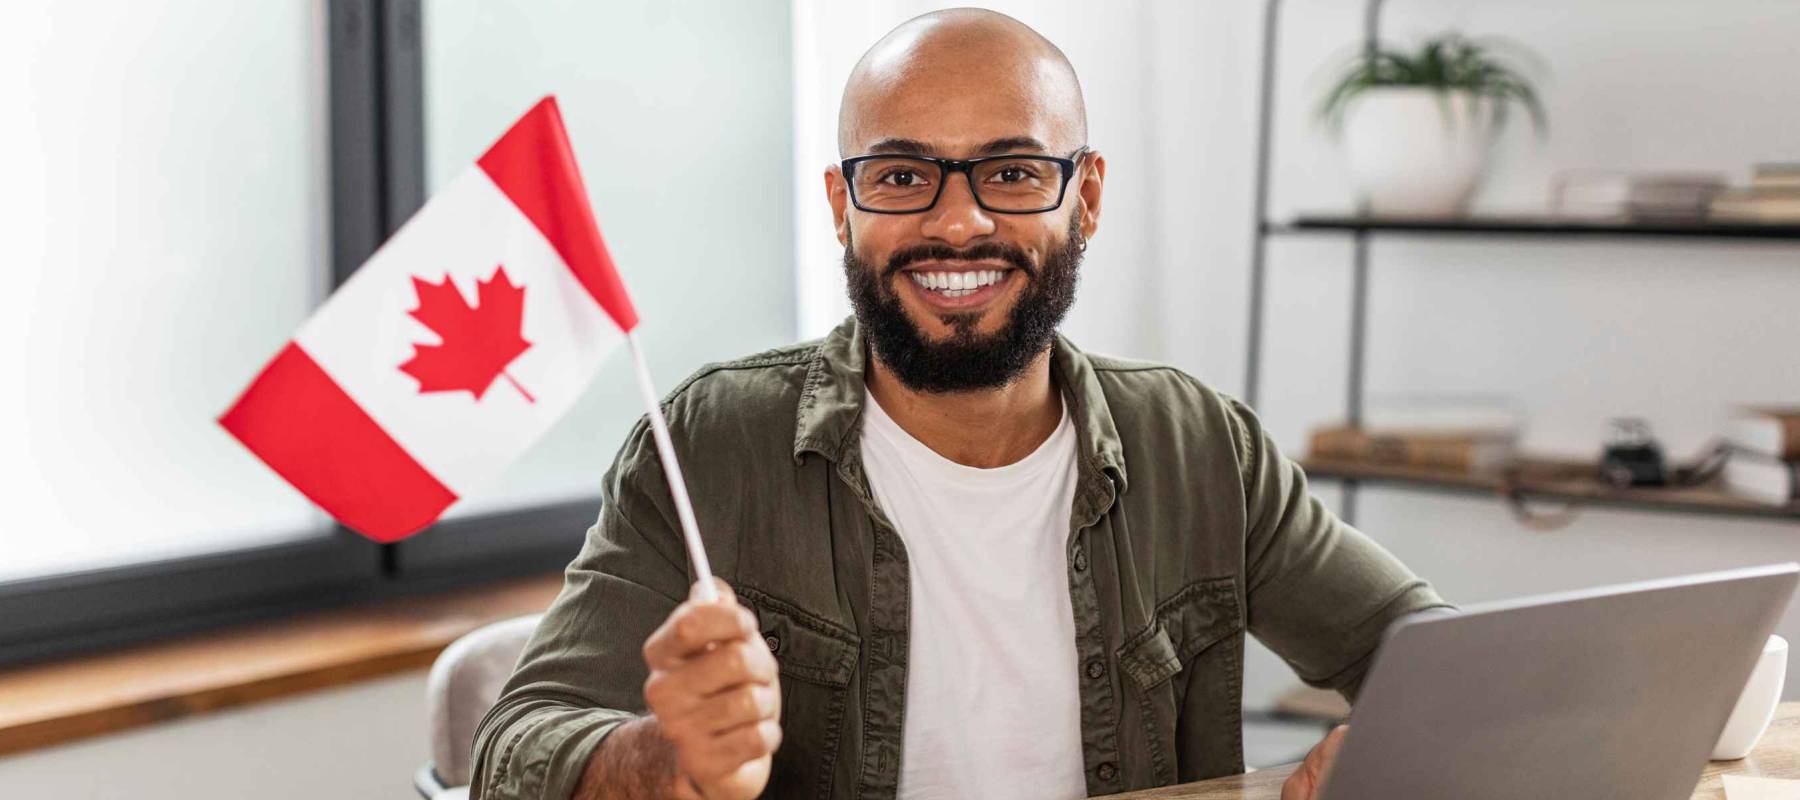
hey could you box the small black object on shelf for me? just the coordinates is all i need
[1600,418,1667,488]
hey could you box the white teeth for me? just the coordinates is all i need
[909,269,1011,295]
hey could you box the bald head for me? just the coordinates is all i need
[837,8,1087,158]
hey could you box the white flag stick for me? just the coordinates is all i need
[624,331,719,603]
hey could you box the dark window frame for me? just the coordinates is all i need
[0,0,589,669]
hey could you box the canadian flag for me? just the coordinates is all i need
[220,96,638,542]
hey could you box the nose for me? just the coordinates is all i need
[918,171,996,247]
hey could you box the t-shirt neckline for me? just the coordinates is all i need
[861,388,1074,480]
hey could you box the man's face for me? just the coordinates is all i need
[827,50,1104,393]
[841,211,1082,393]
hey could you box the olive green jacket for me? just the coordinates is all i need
[470,317,1450,800]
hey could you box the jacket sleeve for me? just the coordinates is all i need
[470,419,690,799]
[1227,398,1456,703]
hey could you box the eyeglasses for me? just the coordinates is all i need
[841,147,1089,214]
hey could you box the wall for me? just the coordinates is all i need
[794,0,1800,705]
[0,673,427,800]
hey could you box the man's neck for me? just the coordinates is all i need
[864,348,1063,469]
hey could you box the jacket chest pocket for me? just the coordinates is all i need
[738,586,860,800]
[1117,576,1243,783]
[1121,575,1243,689]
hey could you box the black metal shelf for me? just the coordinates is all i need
[1242,0,1800,527]
[1301,457,1800,525]
[1272,215,1800,241]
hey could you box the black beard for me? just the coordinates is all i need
[842,214,1082,393]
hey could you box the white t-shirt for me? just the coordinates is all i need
[859,391,1088,800]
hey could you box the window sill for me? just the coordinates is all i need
[0,572,562,757]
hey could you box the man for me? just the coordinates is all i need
[472,9,1450,800]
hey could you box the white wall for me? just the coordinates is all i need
[795,0,1800,704]
[0,672,427,800]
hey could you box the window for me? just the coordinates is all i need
[0,2,332,582]
[418,1,797,520]
[0,1,797,666]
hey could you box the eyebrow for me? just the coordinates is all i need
[862,136,1052,157]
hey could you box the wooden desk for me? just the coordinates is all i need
[1101,702,1800,799]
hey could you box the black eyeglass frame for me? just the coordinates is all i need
[840,146,1091,214]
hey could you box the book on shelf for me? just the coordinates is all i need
[1752,163,1800,191]
[1709,188,1800,223]
[1547,170,1729,222]
[1307,425,1516,474]
[1722,448,1799,507]
[1724,407,1800,460]
[1709,165,1800,223]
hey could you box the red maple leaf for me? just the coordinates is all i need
[399,264,535,403]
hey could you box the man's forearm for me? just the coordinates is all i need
[574,716,692,800]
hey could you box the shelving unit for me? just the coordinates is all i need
[1241,1,1800,527]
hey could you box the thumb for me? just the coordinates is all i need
[690,577,736,605]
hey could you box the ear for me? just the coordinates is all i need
[1074,151,1106,242]
[825,164,851,246]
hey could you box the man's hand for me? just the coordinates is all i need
[574,579,783,800]
[1280,724,1348,800]
[646,579,783,799]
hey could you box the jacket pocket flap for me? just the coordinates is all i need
[1158,576,1241,663]
[739,588,860,688]
[1119,623,1182,689]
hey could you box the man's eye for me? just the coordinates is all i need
[988,163,1044,183]
[880,170,927,187]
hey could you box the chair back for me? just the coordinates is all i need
[426,613,544,787]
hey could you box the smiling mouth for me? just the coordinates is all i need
[903,268,1014,299]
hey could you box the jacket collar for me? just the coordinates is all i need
[792,316,1129,495]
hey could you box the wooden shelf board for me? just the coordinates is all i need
[1300,456,1800,523]
[1271,214,1800,241]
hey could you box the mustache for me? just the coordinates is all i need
[882,242,1037,278]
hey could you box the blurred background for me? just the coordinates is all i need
[2,1,1798,797]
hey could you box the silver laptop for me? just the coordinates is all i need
[1317,562,1798,800]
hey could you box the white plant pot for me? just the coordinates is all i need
[1341,87,1500,217]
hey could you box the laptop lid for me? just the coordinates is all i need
[1317,562,1798,800]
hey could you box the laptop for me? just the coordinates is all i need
[1316,562,1798,800]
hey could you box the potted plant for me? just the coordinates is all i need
[1319,34,1546,217]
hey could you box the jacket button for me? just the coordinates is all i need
[1072,547,1089,572]
[1085,659,1106,680]
[764,634,781,654]
[1096,761,1117,781]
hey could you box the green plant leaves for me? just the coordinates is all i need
[1318,32,1547,136]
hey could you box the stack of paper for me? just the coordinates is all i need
[1723,775,1800,800]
